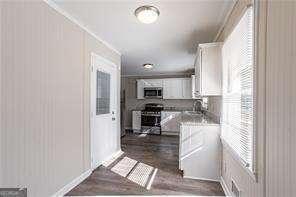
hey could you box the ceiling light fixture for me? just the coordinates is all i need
[135,5,160,24]
[143,63,154,69]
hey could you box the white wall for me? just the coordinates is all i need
[0,1,120,196]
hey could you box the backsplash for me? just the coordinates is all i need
[207,96,222,121]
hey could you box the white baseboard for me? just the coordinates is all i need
[102,149,124,167]
[220,176,232,196]
[183,175,220,182]
[91,149,123,170]
[52,150,123,197]
[52,169,92,197]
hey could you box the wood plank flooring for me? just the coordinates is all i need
[66,133,225,196]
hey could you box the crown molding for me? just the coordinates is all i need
[213,0,238,42]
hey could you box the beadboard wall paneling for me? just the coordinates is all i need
[0,1,120,196]
[265,1,296,197]
[0,1,3,186]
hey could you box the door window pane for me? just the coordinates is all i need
[96,70,110,115]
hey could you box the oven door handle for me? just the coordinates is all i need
[141,114,161,117]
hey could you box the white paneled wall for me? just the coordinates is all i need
[265,1,296,197]
[0,1,120,196]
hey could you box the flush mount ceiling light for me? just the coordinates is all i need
[143,63,154,69]
[135,5,160,24]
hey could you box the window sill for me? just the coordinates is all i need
[220,137,258,182]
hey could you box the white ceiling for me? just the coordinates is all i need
[53,0,234,76]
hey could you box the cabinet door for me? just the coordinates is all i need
[143,79,163,87]
[132,111,141,130]
[137,79,164,99]
[161,111,181,132]
[191,75,199,99]
[194,49,202,96]
[199,44,222,96]
[182,78,192,99]
[163,78,183,99]
[136,80,144,99]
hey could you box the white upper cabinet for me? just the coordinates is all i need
[182,78,192,99]
[194,43,222,96]
[136,79,145,99]
[163,78,183,99]
[137,78,193,99]
[163,78,192,99]
[142,79,163,87]
[136,79,163,99]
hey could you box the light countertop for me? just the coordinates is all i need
[179,112,220,126]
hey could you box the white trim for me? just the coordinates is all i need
[183,175,220,183]
[220,176,232,197]
[91,52,120,70]
[91,150,123,171]
[101,150,124,168]
[43,0,121,56]
[121,72,192,78]
[214,0,238,42]
[198,42,223,48]
[52,169,92,197]
[221,138,257,181]
[90,52,120,170]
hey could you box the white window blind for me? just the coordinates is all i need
[221,7,254,170]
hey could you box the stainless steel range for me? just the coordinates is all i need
[141,103,164,135]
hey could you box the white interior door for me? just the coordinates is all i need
[91,53,118,169]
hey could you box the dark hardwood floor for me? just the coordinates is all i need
[66,133,225,196]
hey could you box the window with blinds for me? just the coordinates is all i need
[221,7,254,170]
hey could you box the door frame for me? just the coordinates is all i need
[90,52,119,170]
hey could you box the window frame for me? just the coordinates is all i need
[221,4,258,180]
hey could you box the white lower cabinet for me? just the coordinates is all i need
[161,111,182,135]
[132,111,141,132]
[179,124,221,181]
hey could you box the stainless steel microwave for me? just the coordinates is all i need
[144,87,163,99]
